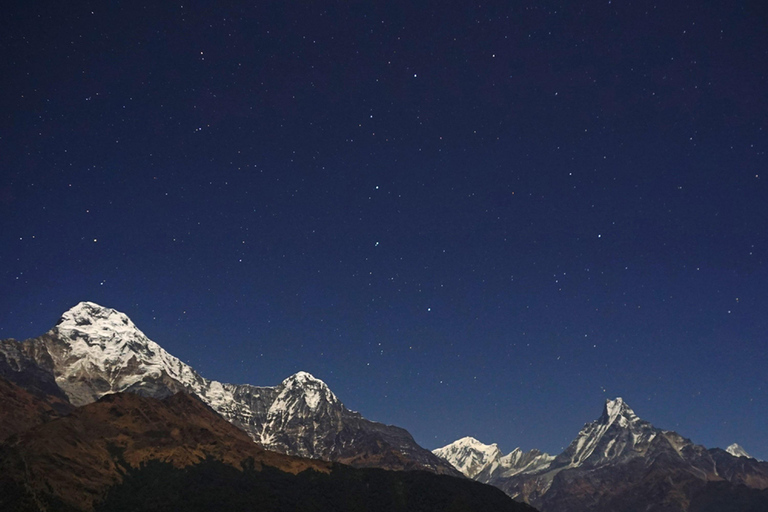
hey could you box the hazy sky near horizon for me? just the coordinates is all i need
[2,1,767,460]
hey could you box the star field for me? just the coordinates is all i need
[1,1,767,459]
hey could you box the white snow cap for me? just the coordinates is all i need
[280,371,339,409]
[50,301,160,369]
[603,397,640,425]
[41,301,223,409]
[726,443,752,459]
[457,436,491,444]
[432,436,504,478]
[434,436,553,479]
[449,436,501,453]
[56,301,144,338]
[284,371,324,385]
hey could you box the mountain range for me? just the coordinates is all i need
[0,376,528,512]
[2,301,767,511]
[0,301,456,475]
[434,398,768,512]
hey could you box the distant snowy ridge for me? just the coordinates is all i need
[433,436,553,482]
[436,397,768,511]
[726,443,754,459]
[433,436,504,479]
[435,398,658,481]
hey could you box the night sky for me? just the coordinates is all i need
[2,1,767,460]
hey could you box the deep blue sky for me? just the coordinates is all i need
[2,1,767,460]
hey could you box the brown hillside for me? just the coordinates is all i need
[0,391,330,510]
[0,377,72,442]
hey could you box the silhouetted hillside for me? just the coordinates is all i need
[96,458,535,512]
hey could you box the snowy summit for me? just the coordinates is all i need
[433,437,504,478]
[272,371,340,413]
[553,397,658,469]
[434,436,553,481]
[726,443,753,459]
[47,301,204,406]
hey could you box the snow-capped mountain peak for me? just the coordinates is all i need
[726,443,753,459]
[54,301,147,343]
[434,437,554,481]
[45,301,206,406]
[278,371,340,410]
[602,397,640,427]
[282,370,327,389]
[433,436,503,479]
[554,397,658,469]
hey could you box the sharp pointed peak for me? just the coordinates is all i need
[726,443,752,459]
[602,397,638,423]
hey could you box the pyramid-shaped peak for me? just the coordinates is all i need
[602,397,639,425]
[726,443,752,459]
[277,371,340,409]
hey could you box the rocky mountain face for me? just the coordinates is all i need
[0,301,457,475]
[435,398,768,512]
[0,335,69,403]
[0,341,74,442]
[0,376,72,442]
